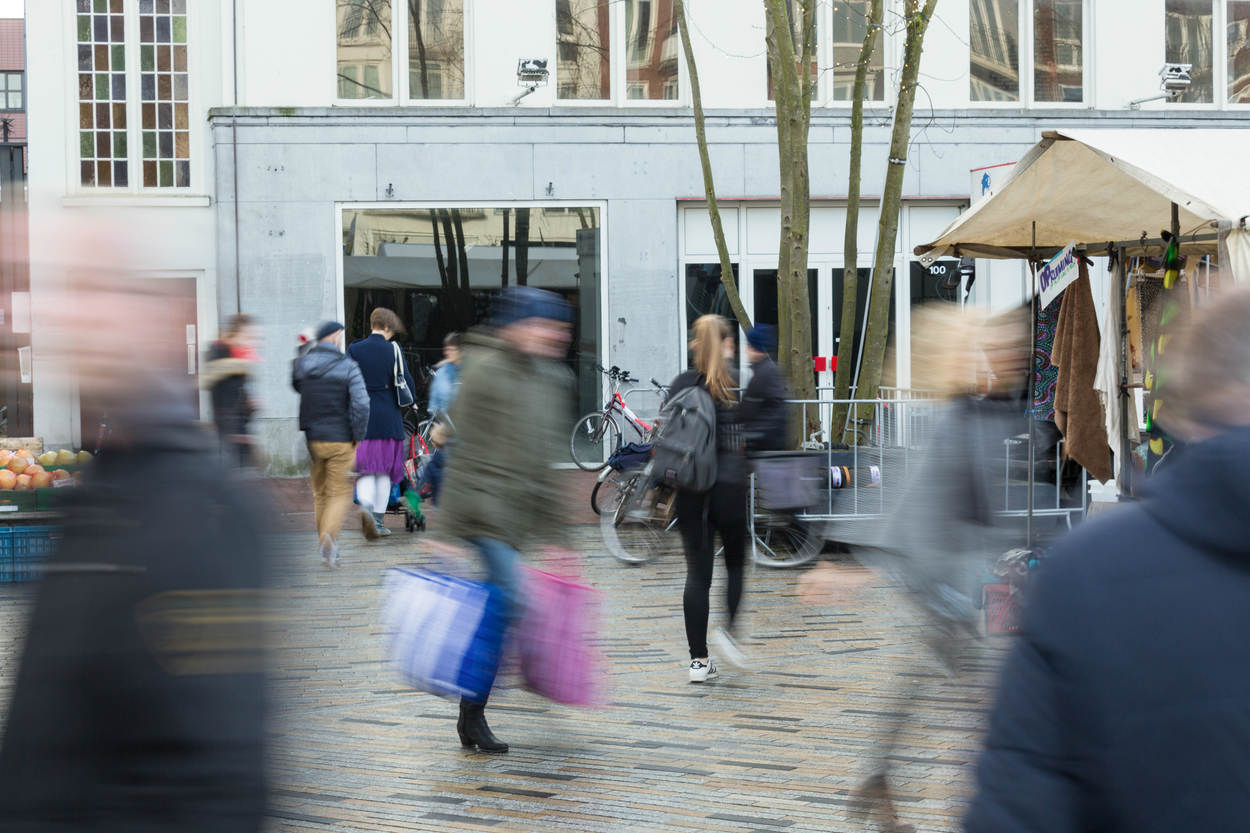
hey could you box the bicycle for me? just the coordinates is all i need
[569,365,667,471]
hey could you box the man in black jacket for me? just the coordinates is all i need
[292,321,369,567]
[738,324,790,452]
[966,287,1250,833]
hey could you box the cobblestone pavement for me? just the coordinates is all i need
[0,514,1009,833]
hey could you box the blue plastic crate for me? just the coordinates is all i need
[0,528,12,583]
[11,526,60,583]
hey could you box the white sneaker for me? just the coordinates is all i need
[320,535,340,569]
[688,658,718,683]
[710,628,750,670]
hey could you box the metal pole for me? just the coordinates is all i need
[1116,247,1131,497]
[1027,222,1037,549]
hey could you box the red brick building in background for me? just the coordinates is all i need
[0,14,30,436]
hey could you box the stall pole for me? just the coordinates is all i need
[1116,247,1132,497]
[1027,222,1038,548]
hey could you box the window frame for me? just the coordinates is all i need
[331,0,473,108]
[0,71,24,112]
[553,0,686,108]
[822,0,893,109]
[968,0,1092,109]
[1163,0,1250,108]
[64,0,202,195]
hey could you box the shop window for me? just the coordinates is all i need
[1228,1,1250,101]
[337,0,394,100]
[1,72,22,111]
[1033,0,1083,103]
[342,206,603,426]
[766,0,818,101]
[556,0,611,100]
[831,1,885,102]
[970,0,1020,101]
[625,0,678,100]
[409,0,465,100]
[1166,0,1215,103]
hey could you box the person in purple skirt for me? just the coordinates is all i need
[347,307,416,539]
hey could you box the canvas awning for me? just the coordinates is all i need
[916,128,1250,282]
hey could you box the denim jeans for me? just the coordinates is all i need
[467,537,522,623]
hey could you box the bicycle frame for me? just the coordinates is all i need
[607,391,652,436]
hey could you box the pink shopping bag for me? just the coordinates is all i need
[517,563,606,707]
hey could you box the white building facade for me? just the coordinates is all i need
[24,0,1250,470]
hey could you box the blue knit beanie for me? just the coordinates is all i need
[492,286,572,327]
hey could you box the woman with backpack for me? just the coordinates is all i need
[664,314,749,683]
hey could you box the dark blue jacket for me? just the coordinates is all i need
[291,344,369,443]
[346,333,415,441]
[966,425,1250,833]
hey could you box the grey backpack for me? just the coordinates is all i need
[653,384,718,492]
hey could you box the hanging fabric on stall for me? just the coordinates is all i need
[1094,257,1138,485]
[1029,298,1061,422]
[1052,260,1113,482]
[1138,253,1190,476]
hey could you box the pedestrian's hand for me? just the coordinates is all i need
[797,562,874,606]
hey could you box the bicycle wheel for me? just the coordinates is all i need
[752,515,822,568]
[570,412,622,471]
[600,472,674,565]
[590,467,626,516]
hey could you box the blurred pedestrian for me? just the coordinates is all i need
[347,308,416,539]
[965,287,1250,833]
[292,320,369,568]
[203,313,259,468]
[667,314,749,682]
[435,287,574,753]
[421,332,462,505]
[0,274,270,832]
[799,305,1029,833]
[738,323,790,452]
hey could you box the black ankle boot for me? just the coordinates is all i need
[457,698,508,753]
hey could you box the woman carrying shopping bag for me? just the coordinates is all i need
[347,308,416,538]
[432,287,576,753]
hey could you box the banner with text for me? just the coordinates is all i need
[1038,243,1079,309]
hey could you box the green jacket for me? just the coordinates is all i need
[437,330,571,550]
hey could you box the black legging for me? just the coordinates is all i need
[676,482,748,659]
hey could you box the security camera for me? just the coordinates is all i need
[1159,62,1192,93]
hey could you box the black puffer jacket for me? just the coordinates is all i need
[291,344,369,443]
[738,357,790,452]
[966,424,1250,833]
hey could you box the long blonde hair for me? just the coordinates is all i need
[690,314,736,405]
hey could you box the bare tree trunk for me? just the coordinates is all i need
[832,0,883,443]
[439,209,468,328]
[856,0,939,405]
[408,0,430,98]
[675,0,751,331]
[514,207,530,286]
[765,0,818,445]
[500,207,510,286]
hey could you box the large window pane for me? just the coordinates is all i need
[337,0,393,100]
[1033,0,1082,102]
[342,207,602,425]
[625,0,678,100]
[557,0,611,100]
[1229,1,1250,102]
[767,0,818,101]
[832,1,885,102]
[970,0,1019,101]
[139,1,190,188]
[408,0,464,100]
[1166,0,1214,103]
[76,4,127,186]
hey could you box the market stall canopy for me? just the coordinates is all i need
[915,128,1250,281]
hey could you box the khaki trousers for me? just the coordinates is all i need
[308,441,357,543]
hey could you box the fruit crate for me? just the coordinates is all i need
[10,526,61,582]
[36,487,79,511]
[0,528,11,582]
[0,491,38,513]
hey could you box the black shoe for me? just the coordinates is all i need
[457,699,508,753]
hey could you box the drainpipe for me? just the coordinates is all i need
[231,0,241,314]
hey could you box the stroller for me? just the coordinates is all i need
[383,433,426,533]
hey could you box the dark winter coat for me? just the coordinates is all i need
[438,330,571,550]
[667,370,746,487]
[965,424,1250,833]
[291,343,369,443]
[0,380,270,833]
[738,356,790,452]
[202,341,253,437]
[346,333,416,441]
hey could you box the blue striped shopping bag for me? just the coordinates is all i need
[381,567,508,703]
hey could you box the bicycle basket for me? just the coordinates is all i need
[607,442,653,472]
